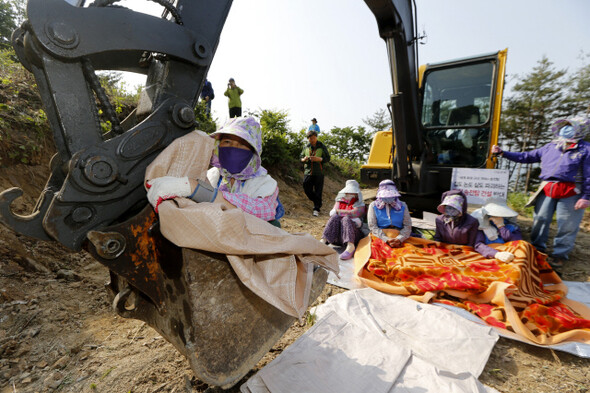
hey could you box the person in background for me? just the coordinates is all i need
[433,190,479,247]
[492,116,590,272]
[321,180,365,260]
[146,117,282,227]
[308,118,320,134]
[200,78,214,116]
[471,197,523,262]
[367,180,412,248]
[301,129,330,216]
[224,78,244,118]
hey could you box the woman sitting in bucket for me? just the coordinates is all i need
[145,117,283,226]
[321,180,365,260]
[367,180,412,249]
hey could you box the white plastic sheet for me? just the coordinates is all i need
[328,254,590,358]
[241,289,499,393]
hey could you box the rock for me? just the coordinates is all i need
[43,371,64,389]
[56,269,81,281]
[22,257,50,274]
[28,327,41,337]
[51,355,69,370]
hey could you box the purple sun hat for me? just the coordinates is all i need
[210,116,262,155]
[437,194,464,214]
[376,179,401,199]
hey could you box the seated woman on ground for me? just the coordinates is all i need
[321,180,365,260]
[145,117,282,226]
[367,179,412,249]
[433,190,479,246]
[472,197,523,263]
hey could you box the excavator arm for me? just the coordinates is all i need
[364,0,422,191]
[2,0,232,250]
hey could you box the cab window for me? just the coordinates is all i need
[421,61,496,167]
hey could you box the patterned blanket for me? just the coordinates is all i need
[353,231,590,345]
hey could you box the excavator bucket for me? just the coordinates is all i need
[85,206,328,389]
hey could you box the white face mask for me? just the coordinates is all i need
[559,125,575,139]
[444,206,461,217]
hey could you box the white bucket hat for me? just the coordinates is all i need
[340,179,361,195]
[482,197,518,218]
[336,180,363,205]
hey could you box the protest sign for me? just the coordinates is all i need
[450,168,509,205]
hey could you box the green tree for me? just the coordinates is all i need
[362,108,390,133]
[193,100,217,133]
[247,108,300,169]
[0,0,17,49]
[0,0,26,48]
[320,126,372,162]
[499,57,568,192]
[564,59,590,117]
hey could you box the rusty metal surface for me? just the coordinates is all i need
[86,206,175,311]
[86,206,328,388]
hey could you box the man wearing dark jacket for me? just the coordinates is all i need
[200,79,214,115]
[301,130,330,216]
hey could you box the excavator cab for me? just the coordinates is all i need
[363,0,507,214]
[421,52,507,170]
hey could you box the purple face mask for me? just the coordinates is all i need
[218,146,254,174]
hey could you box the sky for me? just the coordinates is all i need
[119,0,590,132]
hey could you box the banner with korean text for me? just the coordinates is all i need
[450,168,509,205]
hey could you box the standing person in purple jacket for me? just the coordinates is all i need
[492,117,590,272]
[433,190,479,246]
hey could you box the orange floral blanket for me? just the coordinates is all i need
[353,231,590,345]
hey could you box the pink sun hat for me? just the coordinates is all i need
[376,179,401,199]
[437,194,464,214]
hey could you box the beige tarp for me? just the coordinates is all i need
[144,131,339,318]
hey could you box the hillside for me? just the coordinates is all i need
[0,62,589,393]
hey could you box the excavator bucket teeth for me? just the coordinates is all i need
[86,206,328,389]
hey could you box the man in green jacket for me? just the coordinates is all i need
[224,78,244,118]
[301,130,331,216]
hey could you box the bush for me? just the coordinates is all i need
[0,48,52,165]
[327,157,362,182]
[193,100,217,133]
[507,192,534,218]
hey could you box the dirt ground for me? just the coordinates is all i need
[0,163,589,393]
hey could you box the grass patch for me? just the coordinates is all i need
[100,367,115,380]
[507,192,534,219]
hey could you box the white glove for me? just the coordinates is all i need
[495,251,514,263]
[146,176,192,212]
